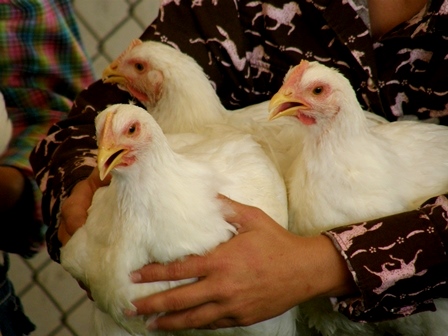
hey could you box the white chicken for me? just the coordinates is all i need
[268,60,448,336]
[0,91,12,155]
[101,38,311,177]
[101,39,272,134]
[60,103,297,336]
[101,39,388,178]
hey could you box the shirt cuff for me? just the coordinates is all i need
[324,207,448,322]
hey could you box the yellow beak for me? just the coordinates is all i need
[102,63,126,86]
[268,91,309,121]
[96,112,128,181]
[97,145,128,181]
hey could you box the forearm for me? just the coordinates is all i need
[325,194,448,322]
[311,234,358,299]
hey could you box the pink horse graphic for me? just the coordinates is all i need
[248,1,302,35]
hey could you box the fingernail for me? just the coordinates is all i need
[147,321,158,331]
[124,309,137,317]
[146,316,158,330]
[130,272,141,282]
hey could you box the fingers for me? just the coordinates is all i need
[58,168,111,244]
[77,280,94,301]
[88,167,112,189]
[217,194,273,233]
[148,302,231,331]
[60,196,89,236]
[129,195,288,333]
[57,222,72,246]
[197,318,239,330]
[132,255,209,283]
[58,186,90,244]
[133,279,217,319]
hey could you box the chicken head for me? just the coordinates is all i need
[95,104,157,180]
[268,60,358,127]
[102,39,164,106]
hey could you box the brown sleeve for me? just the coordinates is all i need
[325,195,448,322]
[29,81,134,262]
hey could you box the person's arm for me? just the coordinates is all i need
[30,81,132,262]
[128,196,357,331]
[129,194,448,330]
[326,194,448,322]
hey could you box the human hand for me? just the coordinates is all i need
[0,166,44,257]
[58,167,110,299]
[129,195,356,331]
[0,166,25,211]
[58,167,111,245]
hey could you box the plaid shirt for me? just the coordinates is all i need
[0,0,95,225]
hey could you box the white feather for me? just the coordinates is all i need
[271,61,448,336]
[102,40,310,177]
[60,104,297,336]
[102,40,389,179]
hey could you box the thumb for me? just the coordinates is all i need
[59,168,111,242]
[89,166,112,189]
[217,194,262,234]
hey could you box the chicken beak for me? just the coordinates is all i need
[96,112,128,181]
[268,91,309,121]
[102,38,143,86]
[102,63,127,86]
[97,145,128,181]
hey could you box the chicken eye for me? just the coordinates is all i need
[313,86,324,95]
[128,124,136,135]
[134,63,145,72]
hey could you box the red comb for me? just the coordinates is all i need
[293,60,310,80]
[112,39,143,67]
[283,59,309,87]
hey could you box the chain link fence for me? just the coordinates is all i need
[8,1,159,335]
[74,0,159,79]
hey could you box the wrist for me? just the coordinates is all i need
[307,234,358,299]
